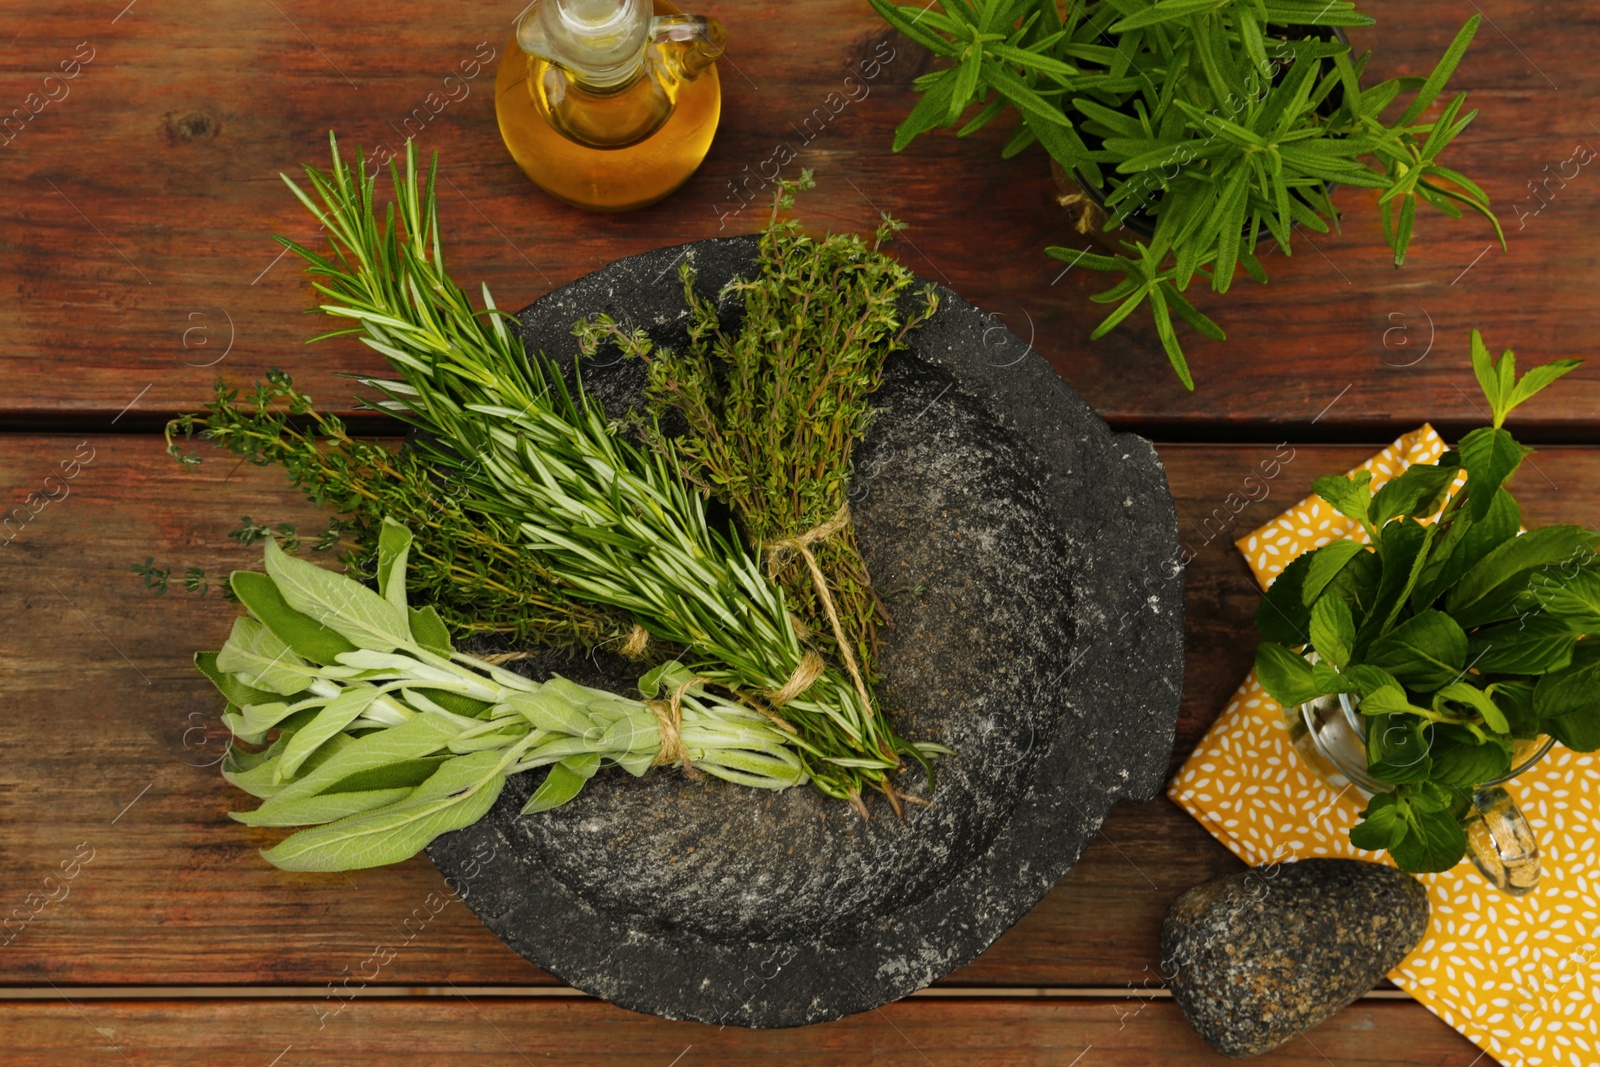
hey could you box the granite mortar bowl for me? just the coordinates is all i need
[427,235,1184,1027]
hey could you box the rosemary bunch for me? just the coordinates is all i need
[210,520,807,872]
[576,172,938,683]
[272,135,942,807]
[872,0,1503,387]
[167,372,636,651]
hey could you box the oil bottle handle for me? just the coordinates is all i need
[648,14,726,81]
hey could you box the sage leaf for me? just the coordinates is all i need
[223,732,358,800]
[1364,609,1467,692]
[263,536,412,653]
[267,714,460,803]
[407,686,493,718]
[408,605,454,657]
[376,517,413,615]
[319,756,451,795]
[231,570,358,665]
[239,697,324,738]
[196,650,285,708]
[260,767,507,871]
[215,616,322,696]
[521,762,589,814]
[276,685,385,782]
[232,787,413,827]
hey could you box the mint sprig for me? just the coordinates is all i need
[1254,332,1592,873]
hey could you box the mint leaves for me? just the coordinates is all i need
[1460,329,1580,519]
[1254,333,1594,873]
[1350,784,1469,873]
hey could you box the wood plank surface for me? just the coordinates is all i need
[4,3,1593,1061]
[0,996,1483,1065]
[1,434,1594,995]
[0,0,1596,437]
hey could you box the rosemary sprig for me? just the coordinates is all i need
[266,135,943,807]
[873,1,1503,388]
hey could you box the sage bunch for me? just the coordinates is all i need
[207,519,807,872]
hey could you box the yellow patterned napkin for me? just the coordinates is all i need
[1169,426,1600,1067]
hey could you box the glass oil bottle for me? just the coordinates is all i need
[494,0,726,212]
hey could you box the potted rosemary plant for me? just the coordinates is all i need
[1252,333,1596,875]
[870,0,1504,388]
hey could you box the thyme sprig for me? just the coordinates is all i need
[167,373,633,650]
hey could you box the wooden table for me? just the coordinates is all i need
[1,1,1592,1062]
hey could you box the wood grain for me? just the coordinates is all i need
[0,1,1596,437]
[0,996,1483,1065]
[1,434,1593,999]
[3,4,1591,1059]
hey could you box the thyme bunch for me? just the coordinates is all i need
[576,172,938,681]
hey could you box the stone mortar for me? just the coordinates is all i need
[428,235,1184,1027]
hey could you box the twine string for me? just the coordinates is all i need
[647,674,705,771]
[763,504,877,729]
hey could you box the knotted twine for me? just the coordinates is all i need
[762,503,876,730]
[647,673,703,771]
